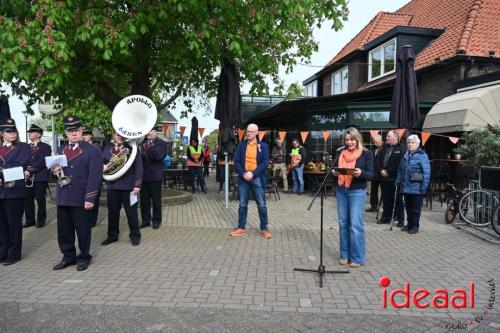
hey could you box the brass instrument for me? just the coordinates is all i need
[104,145,130,176]
[54,166,71,186]
[25,166,35,188]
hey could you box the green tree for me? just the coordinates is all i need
[454,126,500,167]
[0,0,348,113]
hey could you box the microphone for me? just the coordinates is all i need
[336,145,347,152]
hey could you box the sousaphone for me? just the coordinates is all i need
[103,95,157,181]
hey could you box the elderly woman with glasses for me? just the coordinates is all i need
[395,135,431,234]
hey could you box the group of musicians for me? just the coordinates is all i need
[0,116,167,270]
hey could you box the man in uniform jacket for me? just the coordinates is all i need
[51,116,103,272]
[23,124,52,228]
[139,125,167,229]
[0,119,31,266]
[101,132,143,246]
[377,130,405,226]
[82,127,102,228]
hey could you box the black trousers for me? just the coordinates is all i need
[369,180,380,209]
[218,164,232,191]
[203,163,210,177]
[381,181,405,222]
[188,167,206,192]
[107,189,141,242]
[404,194,424,230]
[89,185,102,226]
[24,181,48,226]
[140,181,162,227]
[57,206,92,264]
[0,198,24,261]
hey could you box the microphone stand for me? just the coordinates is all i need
[294,148,349,288]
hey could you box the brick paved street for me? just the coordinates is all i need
[1,176,499,332]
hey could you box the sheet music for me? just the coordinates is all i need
[130,192,138,206]
[45,155,68,169]
[3,167,24,182]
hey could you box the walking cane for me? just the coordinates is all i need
[389,183,399,231]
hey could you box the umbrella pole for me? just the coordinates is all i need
[224,152,229,209]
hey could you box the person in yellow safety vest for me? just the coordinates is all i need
[290,138,306,194]
[186,138,207,193]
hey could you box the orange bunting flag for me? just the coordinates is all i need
[179,126,186,137]
[300,131,309,144]
[278,131,287,141]
[322,131,330,142]
[237,129,245,141]
[449,136,460,144]
[421,132,431,146]
[258,130,266,141]
[396,128,406,140]
[198,128,205,138]
[369,130,380,141]
[162,123,169,135]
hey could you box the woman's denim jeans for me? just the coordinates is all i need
[292,166,304,193]
[238,177,269,230]
[336,186,366,264]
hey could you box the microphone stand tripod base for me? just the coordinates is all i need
[294,265,349,288]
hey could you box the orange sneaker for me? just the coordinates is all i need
[229,228,247,237]
[261,230,272,239]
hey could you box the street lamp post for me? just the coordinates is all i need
[22,110,29,142]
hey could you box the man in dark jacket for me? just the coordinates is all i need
[229,123,271,239]
[290,138,306,194]
[367,134,384,212]
[271,138,288,192]
[377,130,405,226]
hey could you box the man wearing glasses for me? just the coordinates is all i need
[230,124,271,239]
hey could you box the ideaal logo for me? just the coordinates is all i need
[379,276,474,309]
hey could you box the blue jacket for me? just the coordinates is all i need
[234,140,269,187]
[141,138,167,182]
[103,143,143,191]
[0,142,31,199]
[29,141,52,182]
[396,149,431,195]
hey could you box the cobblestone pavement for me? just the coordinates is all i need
[1,176,499,332]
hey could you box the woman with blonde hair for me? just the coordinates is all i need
[332,127,374,268]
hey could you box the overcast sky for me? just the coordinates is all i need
[7,0,408,141]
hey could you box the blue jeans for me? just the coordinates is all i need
[336,186,366,265]
[238,177,269,230]
[188,167,206,192]
[292,166,304,193]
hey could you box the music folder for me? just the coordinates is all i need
[333,167,356,175]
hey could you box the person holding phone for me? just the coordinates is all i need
[331,127,373,268]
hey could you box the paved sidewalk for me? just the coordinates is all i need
[1,176,499,332]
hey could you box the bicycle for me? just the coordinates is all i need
[458,188,499,227]
[444,183,465,224]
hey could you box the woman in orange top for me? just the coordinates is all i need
[331,127,374,268]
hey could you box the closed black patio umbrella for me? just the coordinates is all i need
[389,45,420,130]
[214,58,242,208]
[0,96,12,124]
[215,58,242,160]
[190,116,199,143]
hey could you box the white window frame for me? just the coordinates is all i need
[304,80,318,97]
[368,38,397,82]
[331,66,349,95]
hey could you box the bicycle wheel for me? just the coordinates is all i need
[445,203,457,224]
[492,204,500,236]
[459,190,499,227]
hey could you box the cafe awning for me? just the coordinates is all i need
[422,83,500,133]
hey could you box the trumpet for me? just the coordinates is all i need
[25,166,35,188]
[53,166,71,186]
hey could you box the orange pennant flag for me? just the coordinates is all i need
[258,130,266,141]
[237,129,245,141]
[369,130,380,141]
[179,126,186,137]
[278,131,286,141]
[322,131,330,142]
[162,123,169,135]
[396,128,406,140]
[449,136,460,144]
[300,131,309,144]
[421,132,431,146]
[198,128,205,138]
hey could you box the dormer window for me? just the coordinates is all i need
[368,38,396,81]
[331,66,348,95]
[305,80,318,97]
